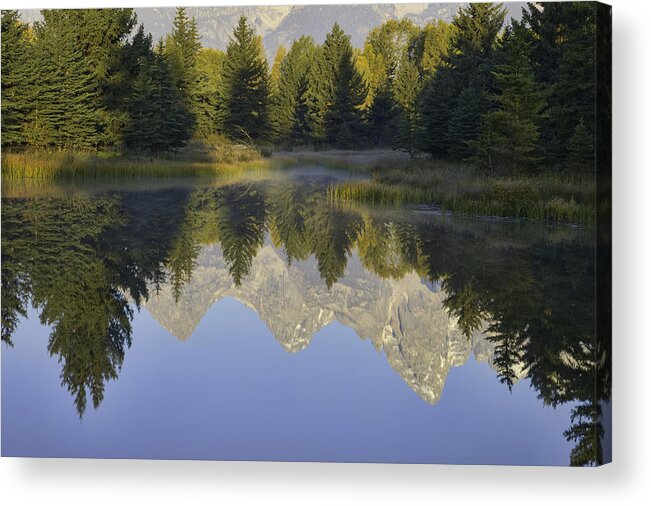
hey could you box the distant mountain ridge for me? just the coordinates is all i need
[19,3,526,59]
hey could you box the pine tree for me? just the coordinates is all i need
[565,117,594,174]
[165,7,202,84]
[73,8,137,147]
[194,48,225,138]
[306,24,366,148]
[446,86,486,160]
[418,3,506,157]
[26,11,104,149]
[1,11,32,147]
[470,24,546,174]
[164,7,202,135]
[392,58,422,153]
[367,84,396,146]
[270,45,287,95]
[418,69,455,157]
[271,36,316,145]
[218,16,270,141]
[360,19,421,147]
[125,41,192,151]
[523,2,597,165]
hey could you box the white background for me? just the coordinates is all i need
[1,0,649,504]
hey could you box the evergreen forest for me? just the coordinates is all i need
[1,3,604,176]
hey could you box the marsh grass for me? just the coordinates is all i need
[1,138,274,180]
[328,160,596,224]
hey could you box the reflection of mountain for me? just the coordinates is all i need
[143,239,498,404]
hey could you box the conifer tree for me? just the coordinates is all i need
[419,3,506,157]
[271,36,316,145]
[1,11,32,147]
[270,45,287,95]
[74,8,137,146]
[523,2,597,165]
[306,23,366,148]
[392,58,422,153]
[448,86,486,160]
[418,69,455,157]
[366,84,396,146]
[164,7,202,135]
[470,24,546,174]
[125,40,192,151]
[565,117,594,174]
[194,48,226,138]
[26,11,104,149]
[218,16,270,141]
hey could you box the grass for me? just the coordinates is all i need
[1,137,276,180]
[327,160,596,224]
[3,145,596,224]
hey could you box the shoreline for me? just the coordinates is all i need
[2,148,595,224]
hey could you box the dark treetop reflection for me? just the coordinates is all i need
[1,174,609,465]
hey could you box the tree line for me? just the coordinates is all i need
[2,3,599,174]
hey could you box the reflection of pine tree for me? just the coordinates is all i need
[268,185,311,264]
[45,261,133,416]
[215,184,267,286]
[164,189,218,302]
[305,198,360,288]
[357,218,412,280]
[166,230,200,303]
[1,196,143,417]
[564,400,604,466]
[442,281,486,338]
[1,200,31,345]
[487,327,525,391]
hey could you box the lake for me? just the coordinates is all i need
[1,166,609,465]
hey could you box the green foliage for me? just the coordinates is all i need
[470,23,547,174]
[1,11,32,147]
[391,59,422,153]
[523,1,598,165]
[306,23,366,148]
[164,7,202,136]
[360,18,455,150]
[271,36,317,145]
[219,16,271,141]
[193,48,226,138]
[0,3,600,177]
[124,40,193,151]
[270,45,287,95]
[565,117,594,174]
[25,10,105,149]
[419,3,506,158]
[412,20,457,77]
[165,7,202,89]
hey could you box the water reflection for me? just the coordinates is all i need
[1,176,609,465]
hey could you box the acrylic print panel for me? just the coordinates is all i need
[0,2,611,466]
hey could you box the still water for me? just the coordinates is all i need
[1,167,609,465]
